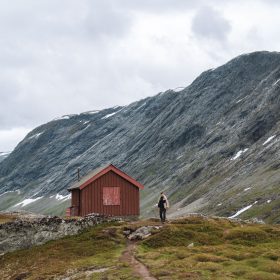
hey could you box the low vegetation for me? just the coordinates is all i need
[1,215,280,279]
[0,222,139,280]
[136,216,280,280]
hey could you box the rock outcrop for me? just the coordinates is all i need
[0,213,117,254]
[124,225,162,240]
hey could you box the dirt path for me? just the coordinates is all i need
[121,242,157,280]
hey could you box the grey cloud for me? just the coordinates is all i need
[191,6,231,41]
[0,0,278,151]
[85,1,132,38]
[260,0,280,5]
[120,0,201,12]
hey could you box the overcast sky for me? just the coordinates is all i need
[0,0,280,151]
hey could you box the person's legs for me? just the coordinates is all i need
[160,208,166,222]
[162,208,166,222]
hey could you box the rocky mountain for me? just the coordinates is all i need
[0,152,10,163]
[0,51,279,222]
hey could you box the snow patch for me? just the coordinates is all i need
[54,115,71,120]
[229,201,258,218]
[229,205,252,218]
[236,98,244,103]
[231,149,249,160]
[263,135,276,145]
[244,187,251,192]
[217,203,222,206]
[28,132,43,140]
[85,110,99,115]
[15,197,43,207]
[0,189,20,197]
[0,152,10,156]
[101,109,122,119]
[31,191,42,198]
[55,194,71,201]
[83,124,91,130]
[172,87,185,92]
[137,102,146,110]
[273,78,280,86]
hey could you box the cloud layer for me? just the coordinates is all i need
[1,0,280,150]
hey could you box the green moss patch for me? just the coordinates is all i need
[137,216,280,279]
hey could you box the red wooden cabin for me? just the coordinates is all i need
[67,164,144,217]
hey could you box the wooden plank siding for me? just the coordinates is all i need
[71,189,80,206]
[79,171,139,216]
[71,189,80,216]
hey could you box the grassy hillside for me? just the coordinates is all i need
[137,216,280,279]
[1,216,280,279]
[0,221,139,280]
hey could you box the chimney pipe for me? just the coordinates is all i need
[77,168,80,181]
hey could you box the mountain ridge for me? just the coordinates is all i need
[0,51,279,222]
[0,152,10,163]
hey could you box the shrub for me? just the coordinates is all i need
[263,252,279,261]
[224,227,269,244]
[246,271,280,280]
[194,253,228,263]
[263,263,280,274]
[196,261,223,272]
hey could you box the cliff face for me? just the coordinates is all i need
[0,51,279,222]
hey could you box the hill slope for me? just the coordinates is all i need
[0,51,279,222]
[1,216,280,279]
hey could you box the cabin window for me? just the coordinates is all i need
[103,187,120,205]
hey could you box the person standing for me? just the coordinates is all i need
[157,192,169,223]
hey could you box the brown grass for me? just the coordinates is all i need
[0,222,137,280]
[1,215,280,280]
[137,216,280,280]
[0,213,17,224]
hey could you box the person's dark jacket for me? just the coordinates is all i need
[158,197,166,209]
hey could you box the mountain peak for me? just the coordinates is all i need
[0,51,279,223]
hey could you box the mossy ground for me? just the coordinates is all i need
[0,221,139,280]
[136,216,280,280]
[1,216,280,279]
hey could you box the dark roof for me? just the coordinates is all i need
[67,164,144,191]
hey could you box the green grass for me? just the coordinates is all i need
[0,192,23,211]
[136,216,280,280]
[1,216,280,279]
[0,222,138,280]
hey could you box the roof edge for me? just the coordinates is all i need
[67,164,144,191]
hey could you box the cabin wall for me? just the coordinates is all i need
[71,189,80,216]
[79,171,139,216]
